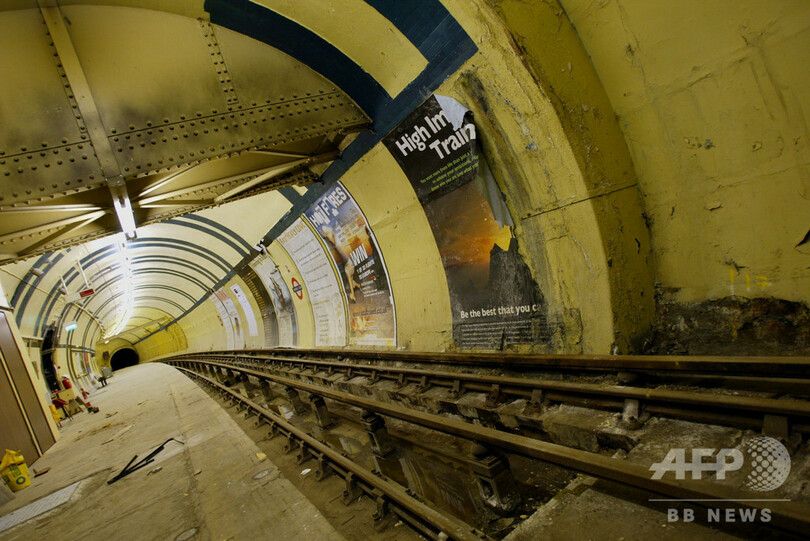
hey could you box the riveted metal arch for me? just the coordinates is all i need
[129,273,209,298]
[32,244,120,335]
[163,218,249,257]
[81,270,206,310]
[181,214,252,252]
[0,3,371,261]
[98,295,185,322]
[9,253,56,310]
[131,255,220,285]
[12,252,65,326]
[128,238,232,274]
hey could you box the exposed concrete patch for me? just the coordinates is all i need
[646,296,810,355]
[505,481,745,541]
[541,405,638,453]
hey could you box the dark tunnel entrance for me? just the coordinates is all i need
[110,348,139,371]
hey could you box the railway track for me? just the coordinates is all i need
[163,350,810,436]
[162,351,810,540]
[173,348,810,389]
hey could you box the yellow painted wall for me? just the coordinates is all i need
[562,0,810,306]
[340,144,454,351]
[250,0,426,97]
[135,143,455,354]
[438,0,655,352]
[131,0,810,359]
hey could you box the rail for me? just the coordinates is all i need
[165,356,810,538]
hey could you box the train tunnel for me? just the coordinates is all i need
[109,347,139,371]
[0,1,808,539]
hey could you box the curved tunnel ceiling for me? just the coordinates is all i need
[0,0,476,346]
[0,2,371,259]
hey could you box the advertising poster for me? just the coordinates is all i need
[209,292,234,349]
[304,182,396,346]
[383,95,550,349]
[230,284,258,337]
[277,218,347,346]
[216,288,244,348]
[250,255,298,347]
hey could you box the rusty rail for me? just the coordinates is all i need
[177,366,490,541]
[163,348,810,378]
[169,358,810,537]
[166,352,810,435]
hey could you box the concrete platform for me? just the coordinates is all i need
[0,363,343,541]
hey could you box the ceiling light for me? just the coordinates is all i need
[112,192,138,239]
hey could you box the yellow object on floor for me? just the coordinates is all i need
[1,449,31,492]
[50,404,63,423]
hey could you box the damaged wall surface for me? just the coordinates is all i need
[0,0,807,389]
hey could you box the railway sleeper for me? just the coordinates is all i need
[185,359,810,453]
[469,444,521,514]
[180,363,810,539]
[208,360,645,454]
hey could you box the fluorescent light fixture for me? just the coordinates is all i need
[102,234,136,339]
[65,322,78,332]
[112,193,138,239]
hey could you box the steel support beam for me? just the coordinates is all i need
[39,1,137,238]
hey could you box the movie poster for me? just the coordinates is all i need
[277,218,347,346]
[383,95,549,349]
[304,182,396,347]
[251,254,299,347]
